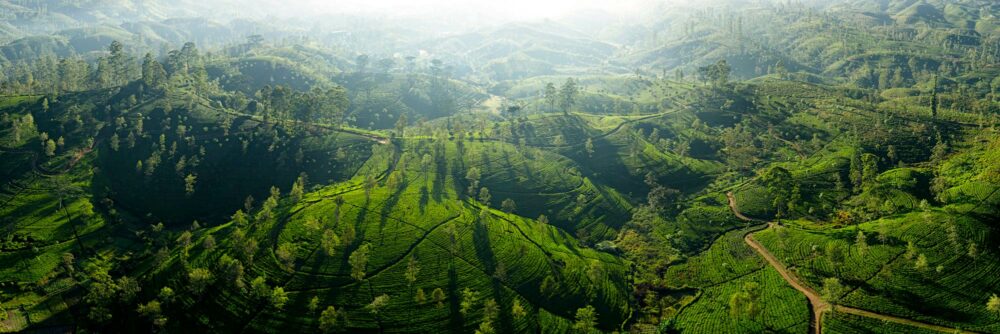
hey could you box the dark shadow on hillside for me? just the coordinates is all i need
[378,179,407,241]
[478,149,492,175]
[471,217,513,332]
[449,157,466,200]
[431,143,447,202]
[343,203,368,264]
[447,262,463,332]
[419,186,429,214]
[473,217,497,277]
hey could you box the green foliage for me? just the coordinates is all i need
[573,305,598,333]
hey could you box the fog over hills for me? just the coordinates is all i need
[2,0,1000,333]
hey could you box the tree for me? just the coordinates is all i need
[466,167,481,197]
[501,198,516,213]
[342,223,356,247]
[110,134,120,152]
[290,174,306,203]
[225,258,245,290]
[276,242,296,268]
[478,187,491,205]
[905,241,918,260]
[573,305,598,333]
[57,252,76,277]
[367,294,390,315]
[118,276,141,302]
[202,235,216,250]
[405,255,420,286]
[415,288,427,304]
[460,288,479,315]
[137,300,165,328]
[251,276,271,300]
[914,253,929,271]
[988,294,1000,316]
[349,244,371,281]
[184,174,197,196]
[585,138,595,157]
[826,241,845,263]
[176,230,194,248]
[271,287,289,309]
[308,296,320,313]
[698,60,732,86]
[512,299,527,320]
[855,231,868,255]
[107,41,128,85]
[540,275,558,296]
[322,229,340,257]
[233,209,249,227]
[319,306,338,333]
[432,288,446,308]
[931,77,940,118]
[538,214,549,225]
[395,113,408,137]
[475,320,495,334]
[141,53,166,89]
[821,277,844,302]
[761,166,794,215]
[849,151,863,191]
[543,83,558,111]
[483,298,499,322]
[158,287,175,303]
[188,268,213,295]
[559,78,579,114]
[931,140,949,164]
[45,139,56,156]
[860,153,879,188]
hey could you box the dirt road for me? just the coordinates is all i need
[727,192,979,333]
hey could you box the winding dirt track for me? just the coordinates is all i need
[743,227,829,334]
[725,192,977,334]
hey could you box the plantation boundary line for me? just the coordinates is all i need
[285,213,462,283]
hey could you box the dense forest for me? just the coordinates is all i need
[2,0,1000,333]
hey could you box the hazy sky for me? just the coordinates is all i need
[295,0,661,20]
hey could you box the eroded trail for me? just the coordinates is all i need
[727,193,979,334]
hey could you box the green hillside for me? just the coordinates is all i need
[3,0,1000,333]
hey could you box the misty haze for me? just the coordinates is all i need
[1,0,1000,333]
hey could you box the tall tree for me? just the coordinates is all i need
[349,244,371,281]
[141,53,166,89]
[543,83,558,111]
[188,268,213,295]
[271,287,289,309]
[558,78,579,114]
[405,255,420,286]
[821,277,844,302]
[460,288,479,315]
[573,305,599,333]
[988,294,1000,316]
[319,306,338,333]
[698,60,732,86]
[432,288,446,308]
[322,229,340,257]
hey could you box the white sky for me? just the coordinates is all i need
[295,0,661,20]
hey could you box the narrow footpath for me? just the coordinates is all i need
[725,192,977,334]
